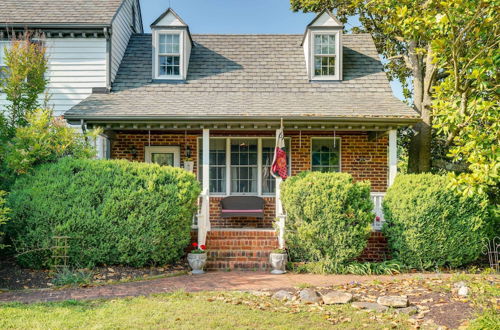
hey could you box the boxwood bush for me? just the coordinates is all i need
[7,158,201,269]
[281,172,373,271]
[382,174,491,270]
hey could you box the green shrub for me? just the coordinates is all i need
[281,172,373,269]
[7,158,201,269]
[290,260,408,275]
[0,190,9,249]
[51,268,93,287]
[382,174,491,270]
[4,109,97,175]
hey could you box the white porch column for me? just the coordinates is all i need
[275,128,285,249]
[198,128,211,246]
[96,135,109,160]
[388,129,398,186]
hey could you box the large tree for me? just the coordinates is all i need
[0,32,48,139]
[291,0,442,173]
[431,0,499,196]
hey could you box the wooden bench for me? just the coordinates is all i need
[220,196,265,218]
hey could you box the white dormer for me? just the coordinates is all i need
[302,9,343,81]
[151,8,193,81]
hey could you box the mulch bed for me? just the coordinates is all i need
[332,277,477,329]
[0,258,189,290]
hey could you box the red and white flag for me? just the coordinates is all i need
[271,121,288,180]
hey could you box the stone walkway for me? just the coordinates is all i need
[0,272,447,304]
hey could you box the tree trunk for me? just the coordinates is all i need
[407,45,434,173]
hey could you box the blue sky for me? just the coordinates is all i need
[139,0,404,100]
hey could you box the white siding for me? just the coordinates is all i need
[0,38,107,116]
[111,0,140,82]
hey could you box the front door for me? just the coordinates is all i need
[145,146,181,167]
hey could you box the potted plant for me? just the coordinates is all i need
[187,242,207,274]
[269,248,287,274]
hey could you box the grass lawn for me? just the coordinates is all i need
[0,291,410,329]
[0,274,497,329]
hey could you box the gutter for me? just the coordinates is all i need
[65,115,421,125]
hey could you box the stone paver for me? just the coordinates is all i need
[0,272,448,304]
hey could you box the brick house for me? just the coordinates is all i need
[61,8,418,270]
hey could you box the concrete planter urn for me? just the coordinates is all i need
[187,252,207,274]
[269,251,287,274]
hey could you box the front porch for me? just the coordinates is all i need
[95,123,398,269]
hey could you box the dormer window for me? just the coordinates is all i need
[158,33,181,76]
[302,9,343,81]
[151,8,193,81]
[313,33,337,77]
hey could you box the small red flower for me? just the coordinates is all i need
[192,242,198,248]
[375,216,381,222]
[200,245,206,250]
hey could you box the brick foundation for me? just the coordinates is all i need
[358,231,391,262]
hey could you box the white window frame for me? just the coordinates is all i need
[0,40,10,69]
[153,31,183,80]
[197,137,292,197]
[310,31,341,81]
[310,137,342,172]
[145,146,181,167]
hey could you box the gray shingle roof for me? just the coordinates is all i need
[66,33,419,122]
[0,0,124,25]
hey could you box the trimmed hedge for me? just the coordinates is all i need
[382,174,490,270]
[281,172,373,271]
[7,158,201,269]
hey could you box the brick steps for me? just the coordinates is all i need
[205,229,279,271]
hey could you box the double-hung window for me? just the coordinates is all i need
[311,138,341,172]
[198,137,290,195]
[313,33,337,78]
[158,33,180,77]
[231,139,258,194]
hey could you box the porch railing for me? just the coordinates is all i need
[371,192,386,231]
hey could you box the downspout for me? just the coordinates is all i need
[104,27,112,91]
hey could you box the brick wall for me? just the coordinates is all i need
[209,197,276,228]
[111,131,199,173]
[110,130,388,228]
[357,232,391,262]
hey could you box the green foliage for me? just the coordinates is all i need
[382,174,491,270]
[6,158,201,269]
[291,260,408,275]
[51,268,93,287]
[0,190,10,249]
[0,33,48,137]
[431,0,500,197]
[4,109,98,174]
[281,172,373,268]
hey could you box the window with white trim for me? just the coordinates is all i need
[158,33,180,77]
[311,138,340,172]
[313,34,336,77]
[198,137,290,195]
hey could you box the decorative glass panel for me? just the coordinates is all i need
[231,139,258,194]
[311,138,340,172]
[151,153,174,166]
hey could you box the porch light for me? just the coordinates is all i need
[186,145,192,158]
[129,145,138,159]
